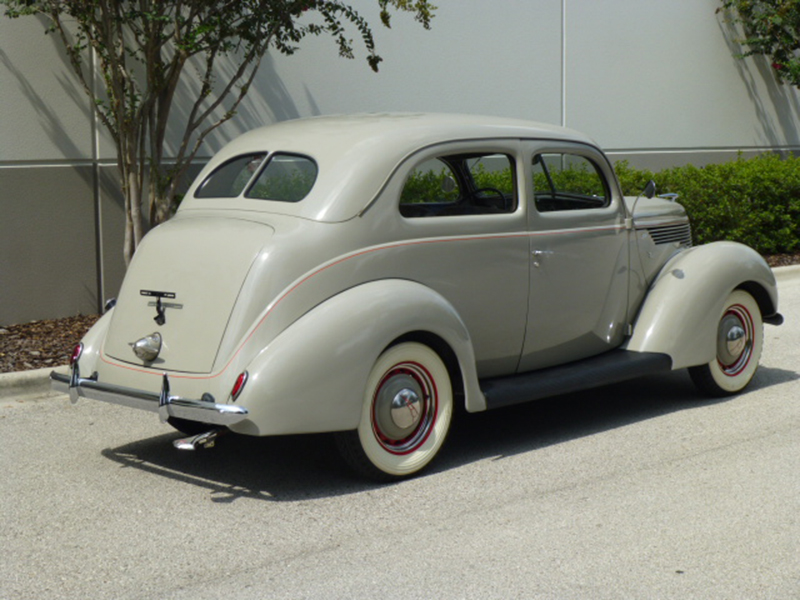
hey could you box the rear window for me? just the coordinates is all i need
[195,154,266,198]
[245,154,318,202]
[195,153,317,202]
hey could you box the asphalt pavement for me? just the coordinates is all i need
[1,267,798,599]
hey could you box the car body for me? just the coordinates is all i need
[52,113,783,480]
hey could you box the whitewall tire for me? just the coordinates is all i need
[689,290,763,397]
[336,342,453,480]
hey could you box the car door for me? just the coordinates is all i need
[388,142,531,378]
[518,142,629,372]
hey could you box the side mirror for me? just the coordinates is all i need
[626,179,657,229]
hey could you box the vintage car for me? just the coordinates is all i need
[52,113,783,480]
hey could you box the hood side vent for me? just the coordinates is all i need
[643,223,692,247]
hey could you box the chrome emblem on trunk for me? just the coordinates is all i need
[131,332,163,362]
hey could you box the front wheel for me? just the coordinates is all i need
[336,342,454,481]
[689,289,763,397]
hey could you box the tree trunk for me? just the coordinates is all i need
[120,146,145,267]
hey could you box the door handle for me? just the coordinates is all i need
[532,249,544,268]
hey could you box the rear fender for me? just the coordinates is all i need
[230,279,484,436]
[75,310,114,375]
[624,242,778,369]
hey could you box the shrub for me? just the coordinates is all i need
[616,154,800,255]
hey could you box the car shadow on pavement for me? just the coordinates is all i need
[101,431,370,502]
[434,363,798,474]
[100,366,797,502]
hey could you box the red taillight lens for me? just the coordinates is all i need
[70,343,83,366]
[230,371,248,401]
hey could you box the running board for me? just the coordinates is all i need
[480,350,672,410]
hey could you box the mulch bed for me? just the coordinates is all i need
[765,252,800,268]
[2,253,798,374]
[0,314,100,373]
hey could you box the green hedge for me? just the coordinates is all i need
[615,154,800,255]
[399,153,799,255]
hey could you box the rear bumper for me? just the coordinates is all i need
[50,365,249,427]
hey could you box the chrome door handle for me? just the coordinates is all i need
[532,249,544,268]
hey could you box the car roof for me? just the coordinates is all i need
[183,113,597,222]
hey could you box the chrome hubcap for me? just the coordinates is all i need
[717,305,753,376]
[372,363,436,454]
[390,387,422,430]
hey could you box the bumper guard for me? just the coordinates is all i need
[50,364,248,427]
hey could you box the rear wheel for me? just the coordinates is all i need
[689,290,763,397]
[336,342,453,481]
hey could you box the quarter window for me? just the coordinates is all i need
[531,153,609,212]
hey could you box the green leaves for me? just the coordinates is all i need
[616,154,800,255]
[720,0,800,87]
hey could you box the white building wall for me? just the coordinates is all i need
[263,0,800,165]
[1,0,799,323]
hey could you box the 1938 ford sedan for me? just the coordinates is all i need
[52,113,783,480]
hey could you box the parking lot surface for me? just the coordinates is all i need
[1,271,798,599]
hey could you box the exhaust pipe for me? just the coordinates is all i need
[173,428,226,450]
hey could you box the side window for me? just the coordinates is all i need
[400,158,460,214]
[400,153,516,218]
[532,153,609,212]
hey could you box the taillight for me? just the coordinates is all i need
[70,343,83,366]
[230,371,248,401]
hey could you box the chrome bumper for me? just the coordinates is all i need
[50,364,248,427]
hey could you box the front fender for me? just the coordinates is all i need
[230,279,484,436]
[624,242,778,369]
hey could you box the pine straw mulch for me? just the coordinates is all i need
[1,253,798,373]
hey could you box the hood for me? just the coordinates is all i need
[103,215,273,374]
[624,195,688,223]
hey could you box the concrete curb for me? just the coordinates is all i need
[1,264,798,401]
[0,365,67,399]
[774,264,800,281]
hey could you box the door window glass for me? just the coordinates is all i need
[400,153,516,217]
[531,153,609,212]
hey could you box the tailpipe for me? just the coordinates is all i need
[173,427,226,450]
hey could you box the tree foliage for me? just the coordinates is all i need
[1,0,435,265]
[719,0,800,87]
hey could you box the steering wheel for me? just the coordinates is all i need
[473,187,508,210]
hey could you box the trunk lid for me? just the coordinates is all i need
[104,215,273,373]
